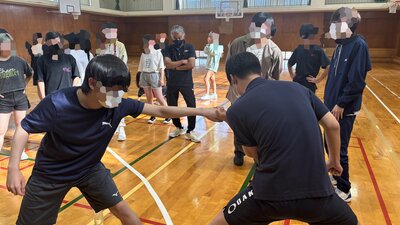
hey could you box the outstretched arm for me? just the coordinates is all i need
[141,104,225,122]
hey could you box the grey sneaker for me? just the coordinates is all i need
[169,128,185,138]
[329,175,337,187]
[335,187,352,202]
[185,131,201,143]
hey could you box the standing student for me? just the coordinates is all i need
[226,12,282,166]
[0,31,32,160]
[6,54,224,225]
[323,7,371,202]
[138,34,170,124]
[99,22,128,141]
[209,52,358,225]
[36,32,80,99]
[164,25,200,143]
[200,32,223,101]
[288,24,330,93]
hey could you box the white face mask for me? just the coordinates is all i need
[327,22,352,40]
[98,87,125,108]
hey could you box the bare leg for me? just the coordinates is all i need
[152,88,168,106]
[209,210,229,225]
[0,113,12,152]
[210,72,217,95]
[109,201,142,225]
[204,71,211,95]
[143,87,154,104]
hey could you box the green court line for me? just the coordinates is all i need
[0,152,35,162]
[58,138,172,212]
[239,163,256,191]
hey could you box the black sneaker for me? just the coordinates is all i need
[233,153,244,166]
[148,117,156,124]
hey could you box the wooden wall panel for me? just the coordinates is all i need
[1,2,399,61]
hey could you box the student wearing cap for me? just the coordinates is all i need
[36,32,80,99]
[288,24,330,93]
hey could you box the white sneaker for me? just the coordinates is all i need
[20,151,28,160]
[335,187,352,202]
[169,128,185,138]
[210,93,218,99]
[200,94,211,100]
[185,131,201,143]
[329,175,337,187]
[117,127,126,141]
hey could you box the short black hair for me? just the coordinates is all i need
[143,34,153,42]
[299,24,319,39]
[81,55,131,94]
[251,12,276,36]
[226,52,261,83]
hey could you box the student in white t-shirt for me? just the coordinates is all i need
[138,34,170,124]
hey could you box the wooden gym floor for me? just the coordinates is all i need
[0,57,399,225]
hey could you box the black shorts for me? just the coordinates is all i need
[0,90,30,113]
[223,186,358,225]
[17,164,123,225]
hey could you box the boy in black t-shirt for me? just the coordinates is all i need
[6,55,224,225]
[209,52,358,225]
[37,32,80,100]
[288,24,330,93]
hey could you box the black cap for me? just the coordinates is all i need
[299,24,319,39]
[0,28,8,34]
[45,32,61,41]
[102,22,117,30]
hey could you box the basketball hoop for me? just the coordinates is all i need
[388,0,400,13]
[216,0,243,22]
[71,12,80,20]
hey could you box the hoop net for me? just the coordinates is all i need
[389,0,400,13]
[71,12,80,20]
[224,8,234,22]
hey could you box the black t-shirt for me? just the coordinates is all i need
[288,45,330,89]
[21,87,144,182]
[0,56,33,94]
[37,54,80,95]
[164,42,196,87]
[227,78,333,201]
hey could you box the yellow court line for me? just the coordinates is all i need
[86,124,219,225]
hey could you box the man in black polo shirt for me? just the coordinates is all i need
[209,52,358,225]
[164,25,200,143]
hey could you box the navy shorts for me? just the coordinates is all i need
[223,186,358,225]
[0,90,30,113]
[17,164,123,225]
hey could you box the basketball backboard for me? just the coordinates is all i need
[59,0,81,19]
[216,0,243,22]
[388,0,400,13]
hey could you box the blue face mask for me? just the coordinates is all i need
[173,40,183,46]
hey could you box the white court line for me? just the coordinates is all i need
[370,76,400,99]
[86,124,220,225]
[366,85,400,124]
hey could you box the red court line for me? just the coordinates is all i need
[0,156,10,162]
[357,137,392,225]
[0,184,6,190]
[140,218,166,225]
[283,219,291,225]
[0,163,34,171]
[62,200,92,210]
